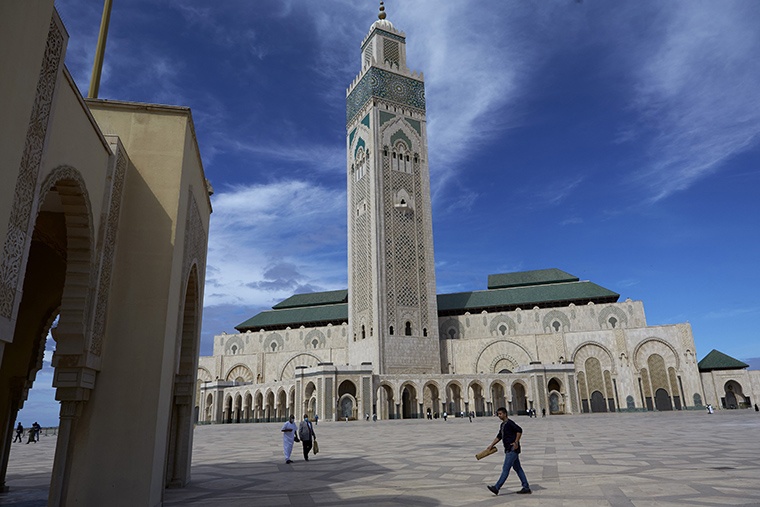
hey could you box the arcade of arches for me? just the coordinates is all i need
[1,4,212,505]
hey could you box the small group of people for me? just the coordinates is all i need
[13,421,41,443]
[280,415,317,464]
[526,408,546,418]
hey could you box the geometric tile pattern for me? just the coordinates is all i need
[347,68,425,125]
[7,412,760,506]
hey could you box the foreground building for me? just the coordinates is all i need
[197,7,758,423]
[1,2,211,505]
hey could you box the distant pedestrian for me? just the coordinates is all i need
[755,404,758,412]
[314,414,318,425]
[26,427,35,444]
[373,413,377,422]
[281,415,297,464]
[366,413,370,421]
[485,407,531,496]
[468,411,473,422]
[32,422,41,441]
[427,408,432,420]
[443,411,448,421]
[13,423,23,443]
[541,408,546,418]
[298,415,316,461]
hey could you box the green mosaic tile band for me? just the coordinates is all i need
[347,67,425,125]
[361,28,406,51]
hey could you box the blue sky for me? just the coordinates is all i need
[19,0,760,425]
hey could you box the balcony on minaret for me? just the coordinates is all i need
[360,15,408,73]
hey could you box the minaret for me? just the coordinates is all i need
[346,3,440,374]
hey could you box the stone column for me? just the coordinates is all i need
[48,400,83,507]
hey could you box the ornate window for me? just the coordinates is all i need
[405,321,412,336]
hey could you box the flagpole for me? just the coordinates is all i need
[88,0,113,99]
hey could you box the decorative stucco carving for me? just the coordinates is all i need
[90,148,127,355]
[0,17,65,318]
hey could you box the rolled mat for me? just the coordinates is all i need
[475,447,498,460]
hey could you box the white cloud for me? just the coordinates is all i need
[626,2,760,201]
[226,139,344,175]
[204,180,347,309]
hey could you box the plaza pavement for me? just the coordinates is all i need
[4,410,760,506]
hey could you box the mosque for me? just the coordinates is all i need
[197,5,759,423]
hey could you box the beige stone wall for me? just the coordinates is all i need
[210,324,349,384]
[1,5,211,504]
[701,369,760,410]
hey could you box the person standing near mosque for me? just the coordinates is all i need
[13,422,23,443]
[298,414,316,461]
[484,407,531,496]
[281,415,298,464]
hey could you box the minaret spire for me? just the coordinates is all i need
[378,2,387,20]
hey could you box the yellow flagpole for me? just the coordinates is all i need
[88,0,113,99]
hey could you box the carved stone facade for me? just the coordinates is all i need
[198,12,758,425]
[0,4,211,504]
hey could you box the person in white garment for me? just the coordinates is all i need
[281,415,298,464]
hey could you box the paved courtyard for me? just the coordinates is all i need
[4,410,760,506]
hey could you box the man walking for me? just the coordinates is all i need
[485,407,531,496]
[281,415,298,464]
[298,414,316,461]
[13,422,23,443]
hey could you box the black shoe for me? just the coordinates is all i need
[516,488,532,494]
[487,485,498,496]
[304,457,309,461]
[286,459,293,464]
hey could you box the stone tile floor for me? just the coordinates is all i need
[4,410,759,506]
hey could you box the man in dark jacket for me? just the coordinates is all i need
[298,415,316,461]
[484,407,531,496]
[13,422,23,443]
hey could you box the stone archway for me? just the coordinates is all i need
[549,393,560,413]
[401,384,418,419]
[590,391,607,412]
[165,266,202,487]
[469,382,486,416]
[723,380,746,409]
[0,169,98,500]
[377,384,394,420]
[510,382,528,415]
[422,382,441,418]
[491,382,507,414]
[654,388,672,411]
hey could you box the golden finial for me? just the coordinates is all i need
[378,1,386,20]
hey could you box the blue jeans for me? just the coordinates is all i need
[494,449,530,491]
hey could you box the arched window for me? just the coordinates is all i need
[389,326,394,335]
[405,322,412,336]
[423,328,427,337]
[361,325,366,339]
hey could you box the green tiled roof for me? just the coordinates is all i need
[438,281,618,314]
[272,290,348,309]
[488,268,579,290]
[236,303,348,332]
[698,349,749,372]
[235,270,620,331]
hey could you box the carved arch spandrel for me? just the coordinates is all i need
[475,340,533,374]
[571,342,615,373]
[633,338,680,371]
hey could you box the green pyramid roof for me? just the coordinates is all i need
[698,349,749,372]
